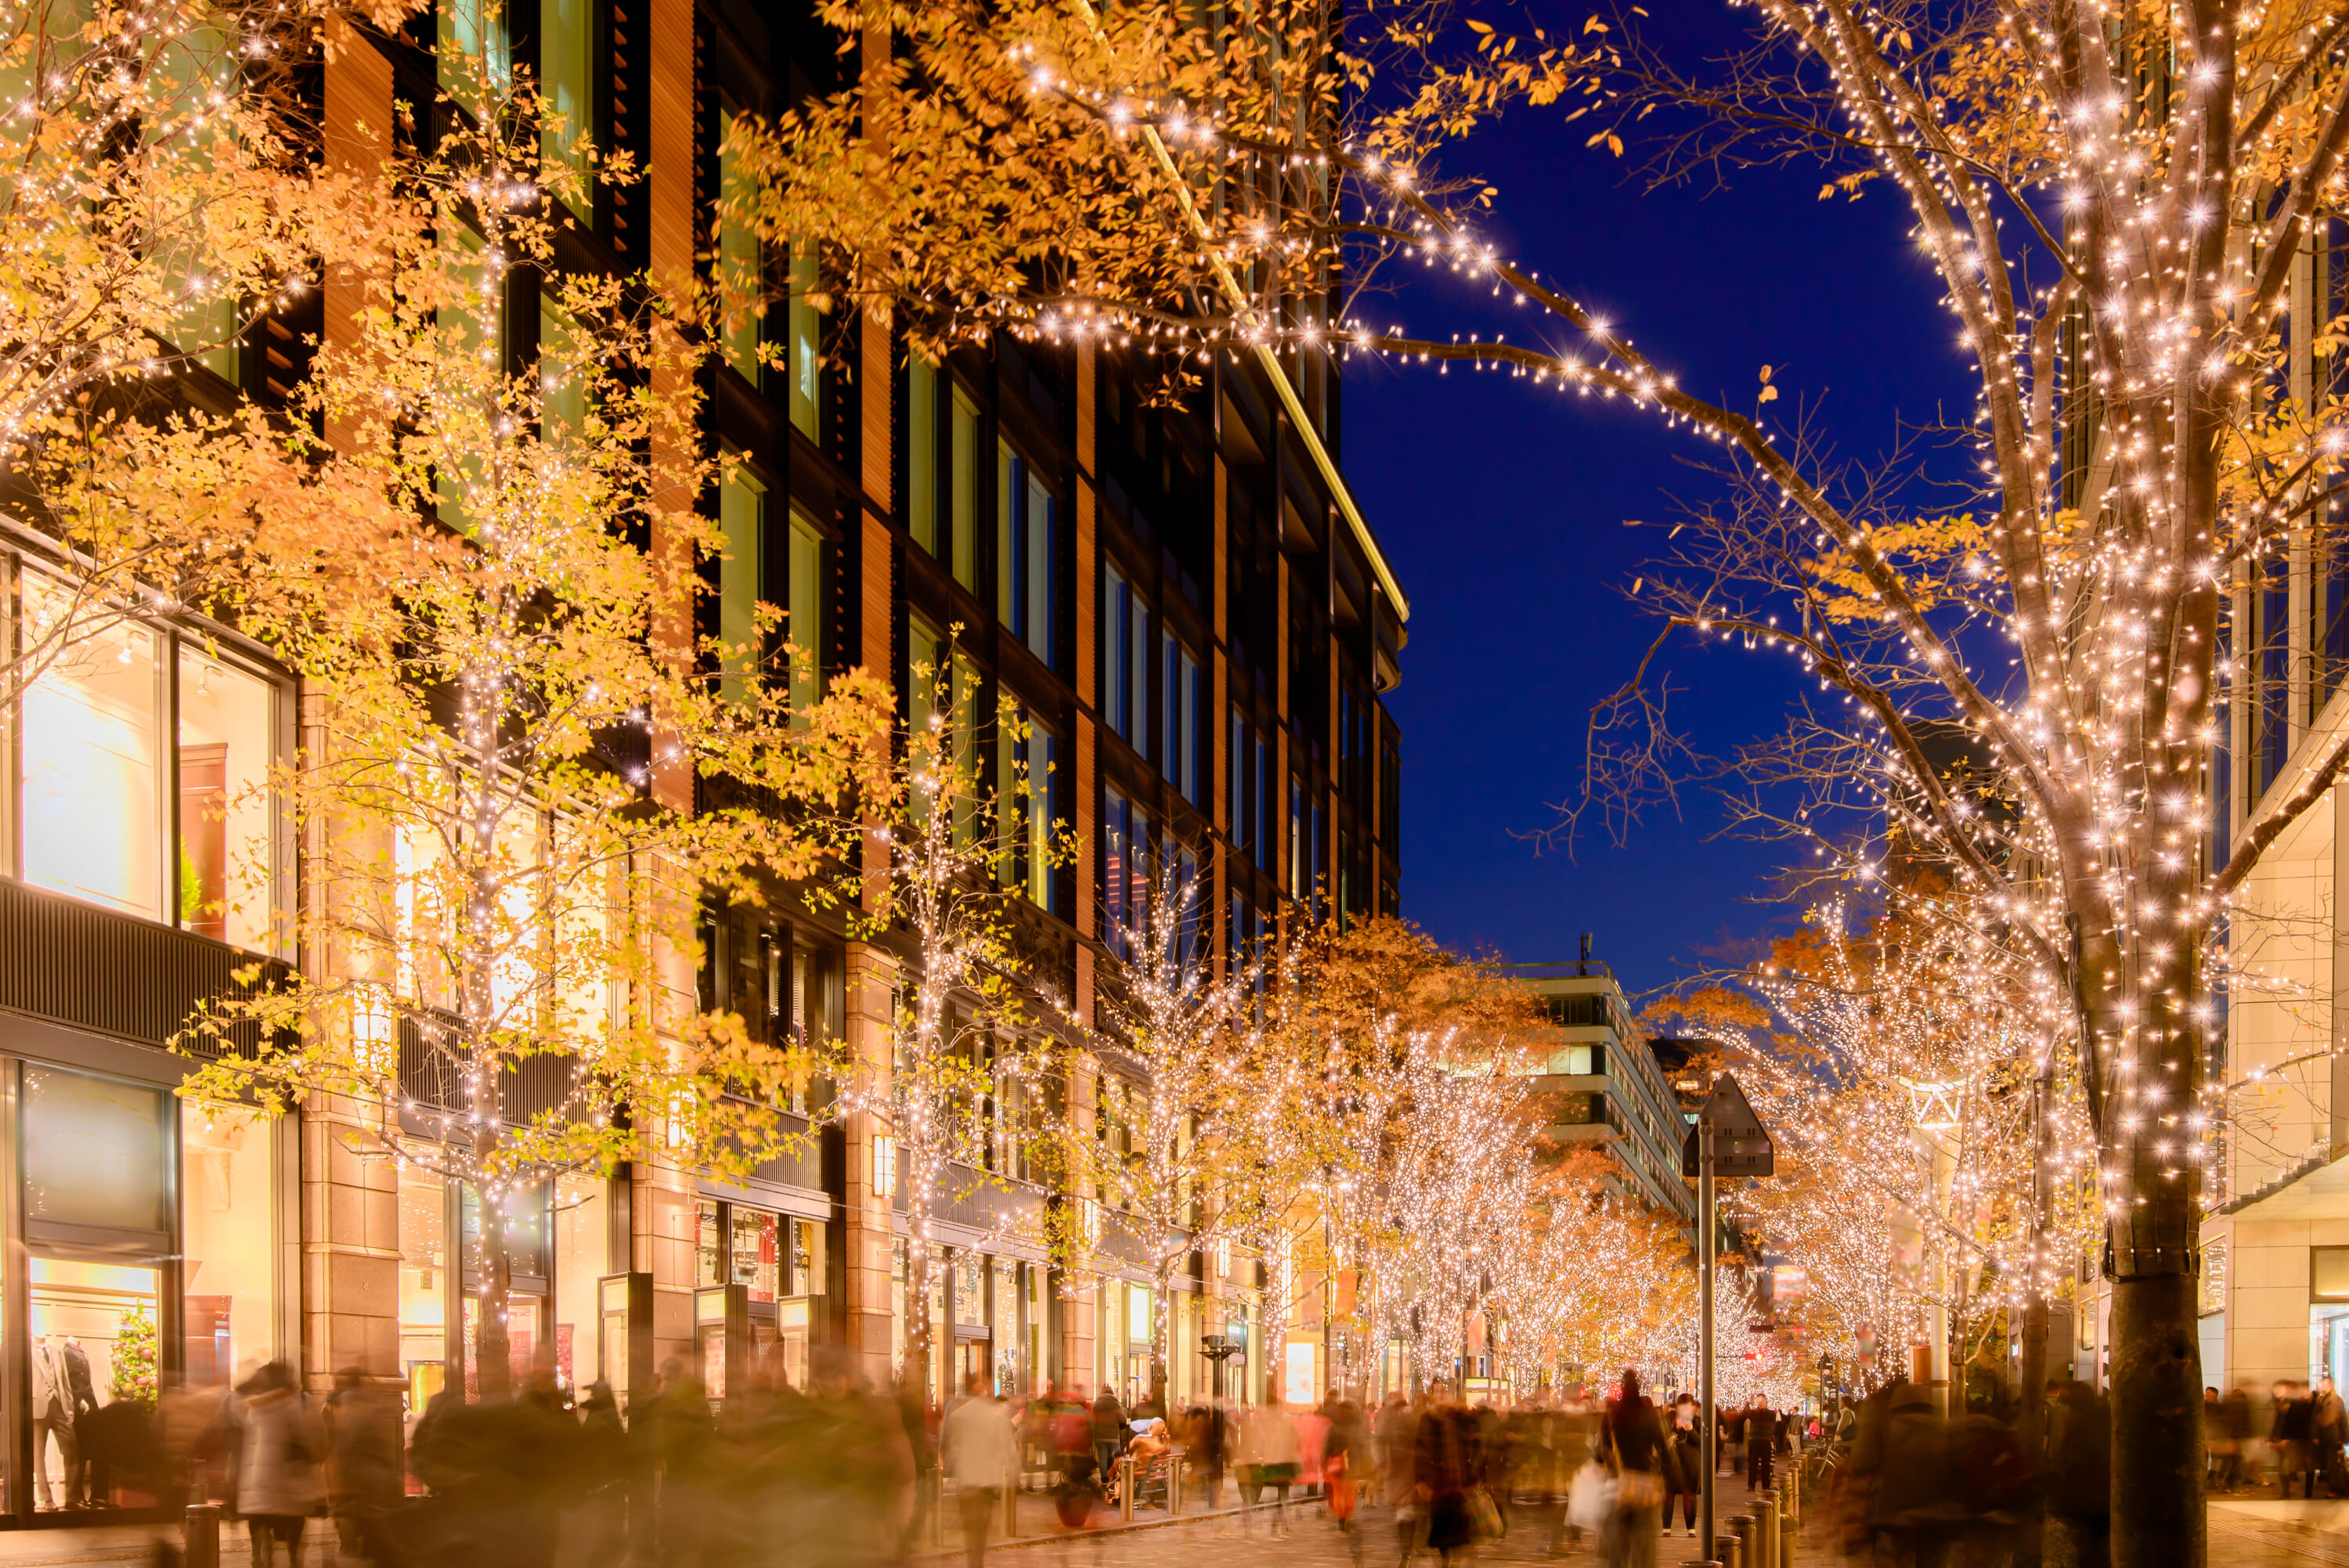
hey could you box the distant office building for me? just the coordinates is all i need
[1503,956,1697,1222]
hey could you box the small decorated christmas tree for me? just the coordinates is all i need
[110,1307,157,1408]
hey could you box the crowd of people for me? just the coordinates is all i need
[85,1353,2153,1568]
[2202,1377,2349,1498]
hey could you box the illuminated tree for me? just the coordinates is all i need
[727,0,2348,1541]
[1071,861,1256,1410]
[0,0,408,707]
[818,651,1065,1408]
[175,40,893,1392]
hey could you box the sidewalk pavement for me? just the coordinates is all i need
[0,1491,2335,1568]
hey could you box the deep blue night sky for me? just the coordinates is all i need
[1341,35,1980,1004]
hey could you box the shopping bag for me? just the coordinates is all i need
[1568,1462,1616,1531]
[1615,1469,1665,1510]
[1467,1487,1503,1541]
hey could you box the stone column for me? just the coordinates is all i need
[845,942,899,1384]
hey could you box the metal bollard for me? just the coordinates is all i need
[1121,1465,1137,1523]
[184,1504,221,1568]
[1715,1534,1744,1568]
[1170,1455,1183,1515]
[1682,1561,1726,1568]
[1729,1513,1757,1568]
[1756,1495,1778,1568]
[1004,1481,1019,1539]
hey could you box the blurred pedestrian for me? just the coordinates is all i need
[2318,1375,2345,1494]
[2046,1379,2110,1568]
[325,1367,403,1568]
[1598,1371,1662,1568]
[1665,1395,1702,1541]
[1090,1386,1127,1487]
[1745,1396,1774,1492]
[1239,1384,1303,1537]
[1380,1393,1422,1566]
[236,1361,325,1568]
[944,1372,1018,1568]
[2275,1379,2317,1500]
[1413,1386,1481,1566]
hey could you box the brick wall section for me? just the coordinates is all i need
[319,16,390,459]
[844,943,900,1383]
[304,26,402,1391]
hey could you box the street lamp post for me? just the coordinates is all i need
[1680,1074,1774,1564]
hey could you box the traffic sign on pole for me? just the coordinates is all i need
[1681,1073,1774,1179]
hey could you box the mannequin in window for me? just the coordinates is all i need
[30,1332,80,1509]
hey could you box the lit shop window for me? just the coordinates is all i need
[17,585,283,951]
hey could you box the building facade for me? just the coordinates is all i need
[0,0,1405,1519]
[1504,957,1696,1224]
[2184,221,2349,1404]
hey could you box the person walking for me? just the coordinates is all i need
[1665,1395,1703,1541]
[2317,1376,2346,1494]
[1379,1394,1422,1566]
[1238,1386,1304,1537]
[1413,1387,1479,1567]
[944,1372,1019,1568]
[1090,1386,1128,1491]
[1745,1397,1774,1493]
[1599,1372,1663,1568]
[2276,1380,2318,1501]
[324,1368,403,1568]
[236,1361,327,1568]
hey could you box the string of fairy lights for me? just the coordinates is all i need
[840,0,2349,1373]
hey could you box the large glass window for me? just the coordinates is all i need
[438,0,510,94]
[788,243,821,441]
[176,647,280,951]
[787,508,825,716]
[998,445,1059,669]
[718,464,765,705]
[998,698,1063,916]
[539,0,594,207]
[181,1102,279,1390]
[1102,564,1148,745]
[1163,634,1199,804]
[552,1171,604,1393]
[695,1197,723,1289]
[23,1065,168,1237]
[398,1152,448,1417]
[907,620,976,838]
[22,600,162,922]
[1102,790,1149,959]
[908,361,978,590]
[731,1205,780,1303]
[717,106,761,383]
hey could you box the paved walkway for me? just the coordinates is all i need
[0,1494,2329,1566]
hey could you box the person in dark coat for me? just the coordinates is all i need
[324,1368,404,1567]
[1600,1372,1662,1568]
[1414,1387,1481,1564]
[2275,1379,2317,1500]
[1665,1394,1703,1540]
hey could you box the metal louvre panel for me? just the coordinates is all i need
[0,879,288,1055]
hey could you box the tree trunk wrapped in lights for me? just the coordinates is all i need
[814,649,1068,1411]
